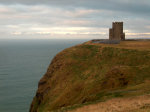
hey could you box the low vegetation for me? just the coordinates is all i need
[30,40,150,112]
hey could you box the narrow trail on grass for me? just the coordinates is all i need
[69,95,150,112]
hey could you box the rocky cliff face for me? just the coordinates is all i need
[30,41,150,112]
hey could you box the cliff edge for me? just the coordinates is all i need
[30,40,150,112]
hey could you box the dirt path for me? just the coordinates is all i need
[69,95,150,112]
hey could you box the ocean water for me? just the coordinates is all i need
[0,39,87,112]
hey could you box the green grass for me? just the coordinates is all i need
[30,43,150,112]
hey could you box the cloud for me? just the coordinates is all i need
[0,0,150,39]
[0,0,150,15]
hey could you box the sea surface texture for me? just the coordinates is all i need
[0,39,87,112]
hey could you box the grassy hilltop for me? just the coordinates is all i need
[30,40,150,112]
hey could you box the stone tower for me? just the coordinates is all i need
[109,22,125,40]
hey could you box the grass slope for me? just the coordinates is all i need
[30,40,150,112]
[70,95,150,112]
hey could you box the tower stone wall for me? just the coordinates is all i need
[109,22,125,40]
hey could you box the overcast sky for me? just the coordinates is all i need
[0,0,150,39]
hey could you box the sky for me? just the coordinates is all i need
[0,0,150,39]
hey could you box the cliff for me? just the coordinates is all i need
[30,40,150,112]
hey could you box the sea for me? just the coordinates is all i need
[0,39,88,112]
